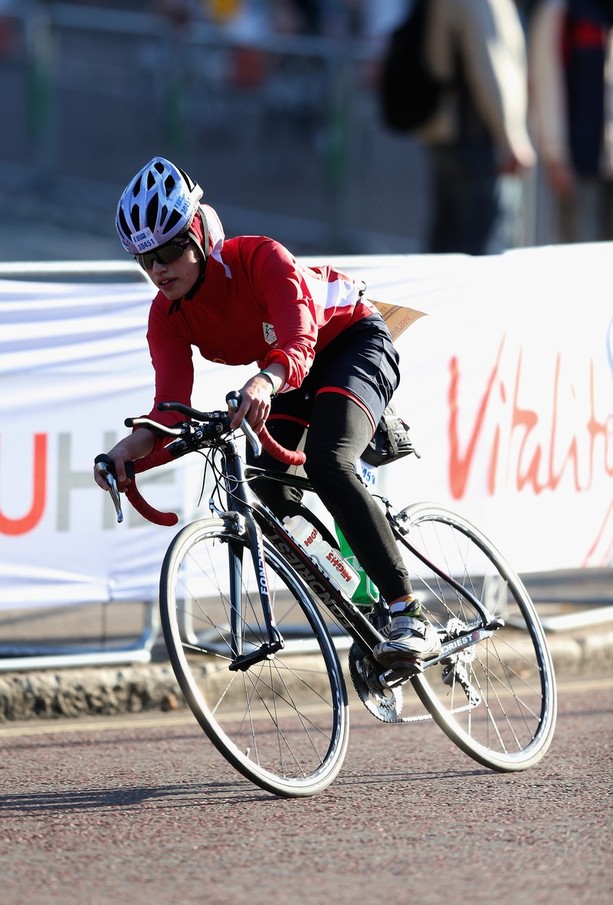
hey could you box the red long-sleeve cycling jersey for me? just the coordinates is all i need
[145,228,376,429]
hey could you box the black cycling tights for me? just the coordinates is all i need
[250,392,412,604]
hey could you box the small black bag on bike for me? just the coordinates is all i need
[361,405,418,467]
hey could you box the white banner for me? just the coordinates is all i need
[1,244,611,609]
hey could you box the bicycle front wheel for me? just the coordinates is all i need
[159,517,349,797]
[395,503,557,772]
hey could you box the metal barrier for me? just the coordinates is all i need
[0,601,160,672]
[519,570,613,633]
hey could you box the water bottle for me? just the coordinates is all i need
[283,515,360,597]
[334,525,379,608]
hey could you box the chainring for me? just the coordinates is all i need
[348,642,405,723]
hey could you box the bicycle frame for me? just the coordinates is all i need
[213,440,386,668]
[211,439,502,676]
[114,402,504,680]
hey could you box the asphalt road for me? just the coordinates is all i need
[1,675,611,905]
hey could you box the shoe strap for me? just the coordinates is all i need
[392,616,427,636]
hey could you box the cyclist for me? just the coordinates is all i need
[93,156,440,665]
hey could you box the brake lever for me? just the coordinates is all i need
[94,455,124,523]
[94,454,137,524]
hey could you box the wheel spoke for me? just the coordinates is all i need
[159,519,349,796]
[396,503,557,771]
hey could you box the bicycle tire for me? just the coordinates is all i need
[394,502,557,771]
[159,517,350,797]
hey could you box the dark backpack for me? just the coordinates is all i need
[378,0,443,133]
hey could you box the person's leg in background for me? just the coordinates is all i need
[426,143,502,255]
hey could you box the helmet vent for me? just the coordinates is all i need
[146,195,159,230]
[166,209,181,232]
[117,207,129,236]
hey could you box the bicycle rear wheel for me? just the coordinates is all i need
[159,517,349,797]
[395,502,557,771]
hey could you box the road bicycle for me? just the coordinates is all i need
[96,393,557,798]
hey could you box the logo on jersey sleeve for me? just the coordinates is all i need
[262,322,277,345]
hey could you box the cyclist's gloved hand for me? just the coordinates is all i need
[93,428,156,492]
[94,453,135,493]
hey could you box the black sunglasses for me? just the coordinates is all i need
[135,237,191,271]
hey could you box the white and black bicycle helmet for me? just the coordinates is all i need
[116,157,203,254]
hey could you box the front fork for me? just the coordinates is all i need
[223,511,285,672]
